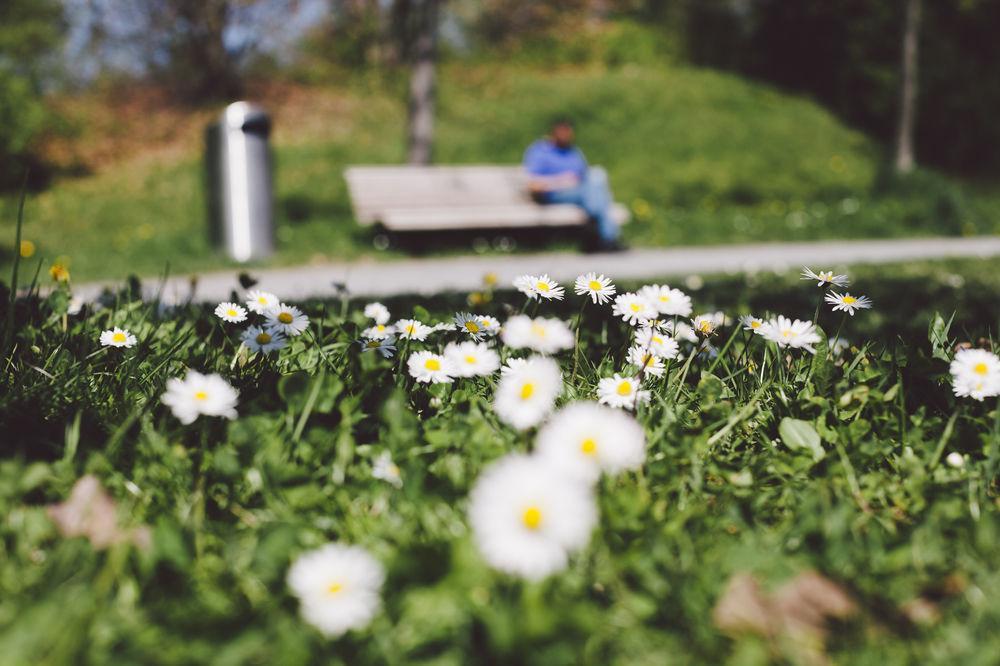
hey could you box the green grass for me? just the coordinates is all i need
[3,62,1000,283]
[2,258,1000,664]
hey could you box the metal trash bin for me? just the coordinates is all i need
[205,102,275,262]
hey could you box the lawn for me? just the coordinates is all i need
[2,256,999,664]
[3,61,999,283]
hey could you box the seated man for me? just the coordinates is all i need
[523,118,625,252]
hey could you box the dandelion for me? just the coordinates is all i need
[612,292,657,325]
[214,302,248,323]
[825,291,872,316]
[359,336,396,359]
[950,348,1000,401]
[394,319,432,341]
[494,356,562,430]
[758,316,822,353]
[286,543,385,638]
[99,327,137,349]
[639,284,693,317]
[574,272,616,305]
[740,315,764,333]
[532,274,565,300]
[362,323,394,340]
[501,315,574,355]
[597,373,650,410]
[444,341,501,377]
[635,326,680,359]
[454,313,488,340]
[535,402,646,483]
[801,267,849,288]
[692,314,718,337]
[245,289,279,314]
[372,452,403,488]
[468,453,597,581]
[407,351,454,384]
[265,303,310,337]
[627,346,665,377]
[364,302,391,325]
[242,325,287,354]
[161,370,238,424]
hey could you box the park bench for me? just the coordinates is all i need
[344,165,630,242]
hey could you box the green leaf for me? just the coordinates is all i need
[779,417,825,461]
[928,312,954,362]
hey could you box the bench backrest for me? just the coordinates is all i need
[344,165,533,225]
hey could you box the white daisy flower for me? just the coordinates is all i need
[265,303,310,337]
[825,291,873,316]
[67,295,84,316]
[500,315,574,355]
[535,402,646,483]
[574,272,616,304]
[513,274,539,299]
[479,315,501,337]
[692,314,718,337]
[394,319,432,341]
[407,351,454,384]
[359,335,397,359]
[665,320,699,343]
[758,316,822,353]
[945,452,966,469]
[432,321,457,332]
[454,312,488,340]
[635,327,680,359]
[286,543,385,638]
[99,327,137,348]
[639,285,693,317]
[214,302,248,323]
[950,348,1000,401]
[161,370,238,425]
[800,267,849,288]
[245,289,279,314]
[501,357,530,375]
[740,315,764,333]
[241,325,287,354]
[612,292,657,325]
[362,323,394,340]
[531,274,565,300]
[363,302,391,325]
[627,346,666,377]
[468,453,597,581]
[494,356,562,430]
[372,452,403,488]
[597,373,650,410]
[444,341,501,377]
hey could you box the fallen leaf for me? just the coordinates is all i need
[47,475,150,550]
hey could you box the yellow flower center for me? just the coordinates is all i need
[751,321,761,329]
[820,272,832,281]
[256,332,272,344]
[659,295,670,302]
[581,438,597,455]
[782,329,792,338]
[366,340,380,348]
[194,391,208,401]
[425,358,441,371]
[630,303,641,313]
[522,506,542,530]
[405,324,415,334]
[617,380,632,396]
[974,362,988,375]
[842,296,857,305]
[652,335,663,344]
[326,582,343,596]
[227,309,237,317]
[531,324,547,338]
[465,321,480,333]
[520,382,535,399]
[257,296,268,304]
[464,355,477,364]
[588,280,602,291]
[278,312,293,324]
[536,282,550,292]
[642,354,654,367]
[112,332,126,343]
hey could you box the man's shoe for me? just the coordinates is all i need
[592,239,628,254]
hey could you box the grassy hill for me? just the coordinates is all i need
[2,62,997,283]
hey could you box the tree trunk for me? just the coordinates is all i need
[894,0,921,174]
[407,0,438,165]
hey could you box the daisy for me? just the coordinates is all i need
[692,314,718,337]
[407,351,454,384]
[362,323,394,340]
[513,275,539,299]
[825,291,873,316]
[394,319,432,341]
[639,285,693,317]
[99,327,137,349]
[535,402,646,483]
[665,320,698,343]
[945,452,966,469]
[432,321,457,332]
[597,373,650,410]
[161,370,238,424]
[531,274,565,300]
[612,292,657,325]
[214,301,248,323]
[479,315,501,337]
[800,267,849,288]
[241,325,287,354]
[574,272,616,305]
[454,313,488,340]
[740,315,764,333]
[359,336,396,359]
[950,348,1000,401]
[364,302,391,325]
[265,303,310,337]
[501,357,530,375]
[627,346,666,377]
[501,315,574,355]
[758,316,822,353]
[245,289,279,314]
[494,356,562,430]
[468,453,597,581]
[444,341,501,377]
[286,543,385,638]
[635,327,679,359]
[372,452,403,488]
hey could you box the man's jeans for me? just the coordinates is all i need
[540,167,620,243]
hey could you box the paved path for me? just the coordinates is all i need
[76,236,1000,303]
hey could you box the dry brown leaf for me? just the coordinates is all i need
[712,572,775,636]
[47,475,150,550]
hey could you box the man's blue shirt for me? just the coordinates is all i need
[522,139,588,180]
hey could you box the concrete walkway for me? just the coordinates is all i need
[76,236,1000,303]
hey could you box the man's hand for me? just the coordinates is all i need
[527,172,579,193]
